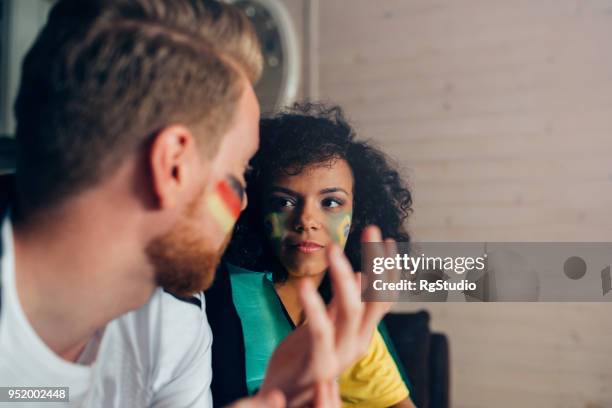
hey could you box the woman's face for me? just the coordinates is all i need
[262,159,354,279]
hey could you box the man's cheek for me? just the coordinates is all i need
[205,179,242,235]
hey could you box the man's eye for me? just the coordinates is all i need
[226,175,246,202]
[322,198,343,208]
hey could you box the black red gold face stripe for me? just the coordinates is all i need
[206,177,243,233]
[225,175,245,204]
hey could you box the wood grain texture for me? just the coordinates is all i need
[315,0,612,406]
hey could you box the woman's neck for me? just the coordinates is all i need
[274,273,326,326]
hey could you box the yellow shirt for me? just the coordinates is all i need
[339,330,410,407]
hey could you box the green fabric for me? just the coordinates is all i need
[377,321,414,396]
[228,264,292,395]
[228,264,414,397]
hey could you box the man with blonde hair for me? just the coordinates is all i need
[0,1,394,406]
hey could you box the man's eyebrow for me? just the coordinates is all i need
[320,187,350,196]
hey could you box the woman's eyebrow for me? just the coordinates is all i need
[270,186,298,196]
[319,187,350,196]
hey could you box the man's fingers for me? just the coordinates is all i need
[361,235,400,351]
[360,227,397,353]
[298,279,337,380]
[361,225,385,285]
[314,381,340,408]
[377,237,400,304]
[326,244,362,317]
[360,226,386,301]
[230,390,286,408]
[326,244,363,356]
[261,390,286,408]
[326,273,361,325]
[362,224,383,242]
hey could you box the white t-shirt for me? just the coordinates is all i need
[0,215,213,407]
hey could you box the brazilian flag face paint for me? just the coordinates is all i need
[264,212,290,254]
[205,175,244,234]
[263,208,352,251]
[329,211,352,248]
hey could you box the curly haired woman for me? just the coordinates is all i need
[206,103,415,408]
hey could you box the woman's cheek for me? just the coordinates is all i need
[328,211,352,248]
[264,212,289,254]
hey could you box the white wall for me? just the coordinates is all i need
[315,1,612,406]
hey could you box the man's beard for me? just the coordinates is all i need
[146,193,232,298]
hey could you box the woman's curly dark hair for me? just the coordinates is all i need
[224,102,413,281]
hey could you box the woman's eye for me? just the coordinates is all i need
[322,198,343,208]
[270,197,295,210]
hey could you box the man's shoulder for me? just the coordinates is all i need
[117,288,210,341]
[106,288,210,367]
[107,289,212,388]
[163,289,203,309]
[136,290,213,406]
[158,289,210,344]
[156,289,211,365]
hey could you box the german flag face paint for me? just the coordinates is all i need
[205,176,244,234]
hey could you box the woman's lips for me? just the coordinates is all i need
[289,241,324,254]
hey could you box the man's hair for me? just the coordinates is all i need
[13,0,262,213]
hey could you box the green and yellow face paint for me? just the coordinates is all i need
[329,211,352,248]
[205,176,244,234]
[264,211,289,254]
[263,206,352,252]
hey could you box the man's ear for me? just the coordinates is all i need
[148,125,206,209]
